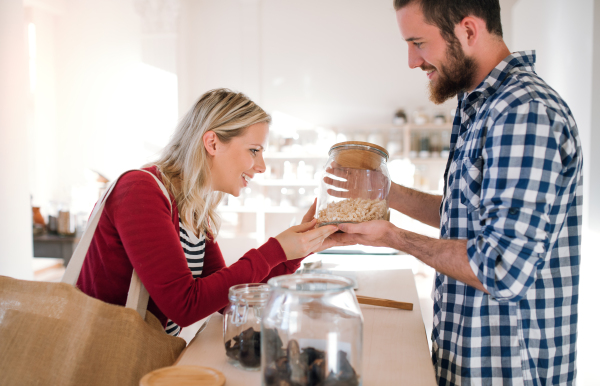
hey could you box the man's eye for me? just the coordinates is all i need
[414,42,423,48]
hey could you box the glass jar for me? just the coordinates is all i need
[261,273,363,386]
[223,283,270,370]
[316,141,391,226]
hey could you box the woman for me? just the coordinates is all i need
[77,89,338,336]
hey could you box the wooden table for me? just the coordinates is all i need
[176,255,437,385]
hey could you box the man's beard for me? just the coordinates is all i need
[427,39,477,105]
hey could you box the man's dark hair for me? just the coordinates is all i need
[394,0,503,43]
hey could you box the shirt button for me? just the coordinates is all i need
[509,208,518,215]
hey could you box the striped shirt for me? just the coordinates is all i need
[433,51,582,385]
[165,218,206,336]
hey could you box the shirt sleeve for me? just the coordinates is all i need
[467,101,577,301]
[201,239,303,283]
[111,173,288,327]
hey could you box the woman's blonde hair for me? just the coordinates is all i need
[152,88,271,239]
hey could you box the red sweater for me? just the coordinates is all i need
[77,167,302,327]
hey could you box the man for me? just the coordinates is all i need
[328,0,582,384]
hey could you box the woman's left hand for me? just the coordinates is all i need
[301,198,318,224]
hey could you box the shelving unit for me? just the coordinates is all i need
[253,179,319,187]
[217,122,453,244]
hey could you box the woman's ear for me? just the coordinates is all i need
[203,131,218,156]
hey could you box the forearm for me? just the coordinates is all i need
[387,227,488,294]
[388,183,442,228]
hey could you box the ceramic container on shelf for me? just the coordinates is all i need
[261,273,363,386]
[316,141,391,227]
[223,283,271,371]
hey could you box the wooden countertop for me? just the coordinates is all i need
[175,255,436,385]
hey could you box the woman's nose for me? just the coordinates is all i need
[254,153,266,173]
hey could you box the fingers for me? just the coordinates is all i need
[336,222,364,234]
[292,218,317,233]
[307,224,338,241]
[327,232,361,246]
[301,198,317,223]
[304,225,339,252]
[322,176,349,189]
[326,188,350,198]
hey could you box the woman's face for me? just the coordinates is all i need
[207,122,269,197]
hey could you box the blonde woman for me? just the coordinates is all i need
[77,89,338,336]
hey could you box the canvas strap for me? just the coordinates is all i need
[61,169,172,319]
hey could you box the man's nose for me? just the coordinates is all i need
[407,46,424,69]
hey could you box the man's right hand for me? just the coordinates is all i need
[323,162,390,200]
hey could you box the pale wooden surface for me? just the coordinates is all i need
[175,259,436,385]
[140,365,225,386]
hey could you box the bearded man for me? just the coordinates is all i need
[327,1,582,384]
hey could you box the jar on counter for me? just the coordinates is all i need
[261,273,363,386]
[223,283,270,370]
[316,141,391,227]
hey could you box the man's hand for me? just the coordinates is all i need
[327,220,396,248]
[323,162,390,200]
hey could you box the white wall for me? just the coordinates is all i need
[590,2,600,233]
[511,0,594,221]
[512,1,597,384]
[28,6,60,211]
[0,0,34,279]
[179,0,455,126]
[25,0,179,214]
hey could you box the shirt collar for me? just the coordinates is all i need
[458,50,537,105]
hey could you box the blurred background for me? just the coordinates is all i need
[1,0,599,383]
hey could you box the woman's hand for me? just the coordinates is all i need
[275,219,338,260]
[301,198,318,224]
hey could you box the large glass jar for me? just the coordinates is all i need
[261,274,363,386]
[223,283,270,370]
[317,141,391,226]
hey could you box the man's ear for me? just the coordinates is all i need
[456,16,480,47]
[203,131,218,156]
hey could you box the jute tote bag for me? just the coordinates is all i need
[0,170,187,386]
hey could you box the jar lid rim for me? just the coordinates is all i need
[267,273,356,293]
[329,141,389,160]
[228,283,271,303]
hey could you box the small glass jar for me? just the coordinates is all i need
[223,283,270,370]
[261,273,363,386]
[316,141,391,226]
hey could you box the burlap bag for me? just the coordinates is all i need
[0,170,187,385]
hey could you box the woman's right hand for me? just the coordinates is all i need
[275,219,338,260]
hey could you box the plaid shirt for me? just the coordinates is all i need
[433,51,582,385]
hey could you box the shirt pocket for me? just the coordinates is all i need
[459,156,484,213]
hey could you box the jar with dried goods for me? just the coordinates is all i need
[316,141,391,227]
[261,274,363,386]
[223,283,270,370]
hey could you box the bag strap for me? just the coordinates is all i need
[61,169,172,319]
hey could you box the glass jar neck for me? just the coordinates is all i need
[228,283,270,305]
[268,273,356,295]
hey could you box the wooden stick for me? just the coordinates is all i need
[356,295,413,311]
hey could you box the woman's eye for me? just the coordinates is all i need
[250,149,259,156]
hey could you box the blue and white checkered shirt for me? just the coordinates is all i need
[433,51,582,385]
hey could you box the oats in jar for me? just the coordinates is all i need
[317,198,387,225]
